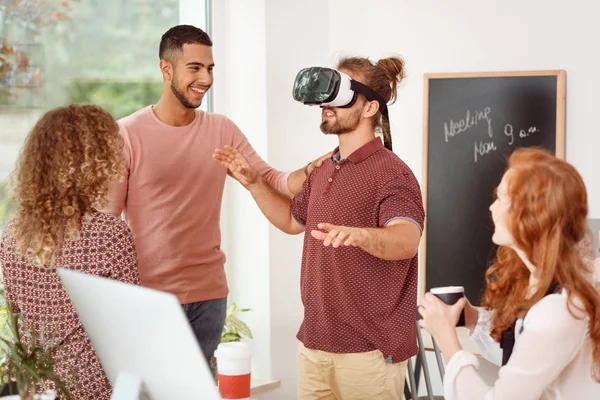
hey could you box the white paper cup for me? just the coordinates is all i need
[214,342,252,400]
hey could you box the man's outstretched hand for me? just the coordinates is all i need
[213,145,259,188]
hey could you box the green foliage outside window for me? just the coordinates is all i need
[0,181,16,232]
[67,79,162,120]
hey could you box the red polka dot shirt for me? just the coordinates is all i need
[291,138,424,363]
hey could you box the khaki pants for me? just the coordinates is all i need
[297,342,407,400]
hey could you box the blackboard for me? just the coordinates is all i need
[421,71,566,304]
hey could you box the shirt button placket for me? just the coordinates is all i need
[325,162,342,193]
[329,163,342,183]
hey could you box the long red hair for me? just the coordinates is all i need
[481,147,600,381]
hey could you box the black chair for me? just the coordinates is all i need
[404,319,445,400]
[0,382,19,397]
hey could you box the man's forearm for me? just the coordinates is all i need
[249,176,301,234]
[359,223,420,260]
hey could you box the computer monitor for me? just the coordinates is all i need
[58,268,221,400]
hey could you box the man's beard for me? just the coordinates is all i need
[171,81,199,109]
[320,107,361,135]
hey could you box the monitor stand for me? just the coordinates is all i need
[110,372,151,400]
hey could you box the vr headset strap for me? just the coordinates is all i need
[350,80,388,115]
[350,80,393,151]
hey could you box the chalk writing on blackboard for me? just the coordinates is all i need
[443,107,493,143]
[474,140,497,162]
[444,107,542,163]
[504,124,540,146]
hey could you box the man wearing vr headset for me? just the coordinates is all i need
[214,55,424,399]
[103,24,329,377]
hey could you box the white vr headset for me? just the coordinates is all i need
[292,67,388,114]
[292,66,392,150]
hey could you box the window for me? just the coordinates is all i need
[0,0,209,230]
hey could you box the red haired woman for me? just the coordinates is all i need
[419,148,600,399]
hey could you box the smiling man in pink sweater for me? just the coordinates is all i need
[104,25,324,374]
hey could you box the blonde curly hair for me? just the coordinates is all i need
[10,104,124,267]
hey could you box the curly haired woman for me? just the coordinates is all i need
[419,148,600,399]
[0,104,140,399]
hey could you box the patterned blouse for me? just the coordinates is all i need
[0,211,139,399]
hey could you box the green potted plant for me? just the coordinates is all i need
[220,303,253,343]
[0,294,73,400]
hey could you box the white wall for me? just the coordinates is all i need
[212,0,274,380]
[215,1,600,398]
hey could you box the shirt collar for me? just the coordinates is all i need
[331,137,384,163]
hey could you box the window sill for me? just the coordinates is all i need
[251,378,281,396]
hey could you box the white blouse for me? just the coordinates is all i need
[444,290,600,400]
